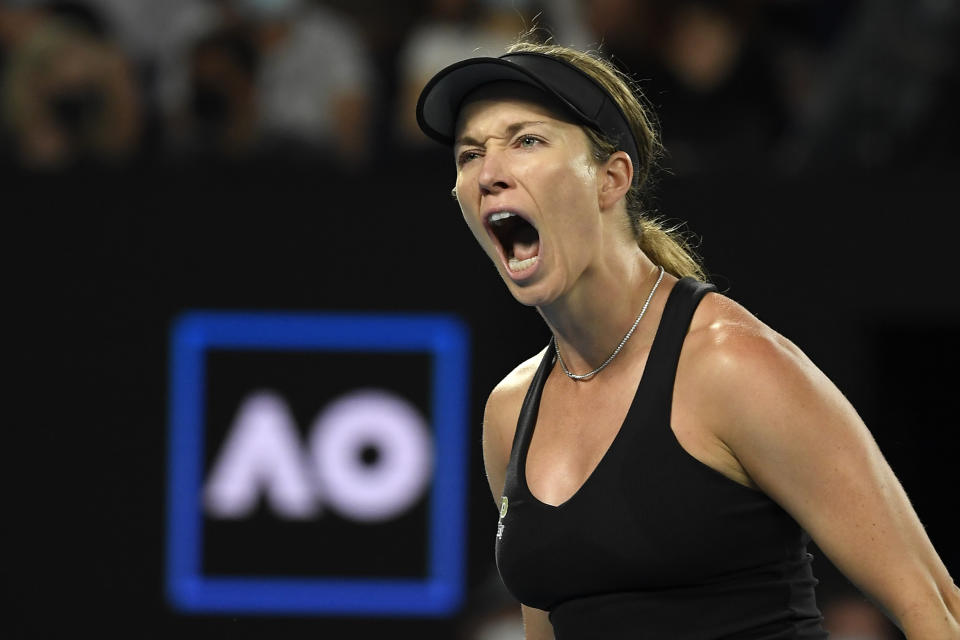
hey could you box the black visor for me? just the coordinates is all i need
[416,52,641,184]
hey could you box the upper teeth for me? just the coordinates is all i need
[489,211,516,224]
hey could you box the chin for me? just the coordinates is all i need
[502,275,559,309]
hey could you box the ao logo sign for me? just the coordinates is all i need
[204,388,433,522]
[166,311,469,616]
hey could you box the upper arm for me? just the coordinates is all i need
[698,329,959,634]
[481,385,513,504]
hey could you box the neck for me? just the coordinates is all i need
[538,238,667,377]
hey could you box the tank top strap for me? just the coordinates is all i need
[640,277,717,402]
[504,343,555,486]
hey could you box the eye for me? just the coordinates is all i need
[457,149,482,167]
[518,135,541,149]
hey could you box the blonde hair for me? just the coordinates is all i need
[504,40,706,281]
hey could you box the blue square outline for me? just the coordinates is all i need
[165,311,470,616]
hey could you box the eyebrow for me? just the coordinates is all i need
[455,121,547,149]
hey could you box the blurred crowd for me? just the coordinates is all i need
[0,0,956,174]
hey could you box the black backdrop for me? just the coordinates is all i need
[13,150,959,637]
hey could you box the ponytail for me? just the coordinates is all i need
[636,217,705,281]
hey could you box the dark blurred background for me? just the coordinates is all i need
[7,0,958,638]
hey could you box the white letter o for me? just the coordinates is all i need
[308,389,433,522]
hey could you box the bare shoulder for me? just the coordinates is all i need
[486,348,547,425]
[481,347,548,502]
[681,291,814,395]
[677,292,832,452]
[678,291,855,483]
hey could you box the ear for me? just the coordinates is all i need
[597,151,633,211]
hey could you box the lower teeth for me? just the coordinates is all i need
[508,256,538,272]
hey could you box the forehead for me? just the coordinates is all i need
[454,81,578,141]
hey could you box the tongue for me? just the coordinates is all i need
[511,224,540,260]
[513,238,540,261]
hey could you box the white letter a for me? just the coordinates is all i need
[203,391,318,519]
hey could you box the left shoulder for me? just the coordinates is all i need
[677,291,850,473]
[681,291,817,398]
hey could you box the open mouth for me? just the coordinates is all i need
[487,211,541,273]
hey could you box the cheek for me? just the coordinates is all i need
[460,207,482,238]
[457,199,491,250]
[539,155,598,225]
[568,152,598,184]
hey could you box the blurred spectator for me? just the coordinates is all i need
[73,0,224,153]
[248,0,373,163]
[771,0,960,172]
[75,0,211,67]
[822,593,900,640]
[582,0,788,174]
[2,0,953,173]
[155,0,237,154]
[0,2,142,168]
[535,0,595,52]
[181,25,260,155]
[162,0,374,165]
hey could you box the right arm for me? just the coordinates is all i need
[482,352,555,640]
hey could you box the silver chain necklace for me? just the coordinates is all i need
[553,265,665,381]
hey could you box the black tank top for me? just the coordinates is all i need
[495,278,827,639]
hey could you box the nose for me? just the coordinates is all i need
[477,149,512,196]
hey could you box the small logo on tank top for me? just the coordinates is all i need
[497,496,508,540]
